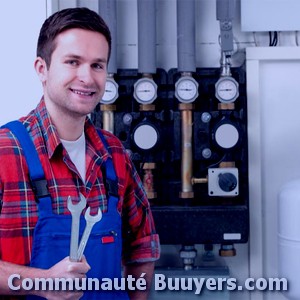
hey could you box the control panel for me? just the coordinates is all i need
[92,66,248,247]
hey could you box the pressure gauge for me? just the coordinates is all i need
[101,78,119,104]
[215,76,239,103]
[175,76,199,103]
[133,78,158,104]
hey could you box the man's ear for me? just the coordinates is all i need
[34,57,48,83]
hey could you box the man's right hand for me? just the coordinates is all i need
[39,256,91,299]
[0,256,90,300]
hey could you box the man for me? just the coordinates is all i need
[0,7,160,300]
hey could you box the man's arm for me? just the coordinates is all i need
[124,261,155,300]
[0,256,90,299]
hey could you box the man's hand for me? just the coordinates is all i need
[46,256,90,279]
[39,256,90,300]
[0,256,90,300]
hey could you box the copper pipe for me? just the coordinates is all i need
[100,104,116,134]
[191,177,208,185]
[179,103,194,198]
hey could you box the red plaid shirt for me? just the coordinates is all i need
[0,99,160,266]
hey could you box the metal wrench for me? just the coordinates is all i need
[67,194,86,262]
[77,206,102,261]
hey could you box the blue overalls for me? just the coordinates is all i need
[3,121,129,300]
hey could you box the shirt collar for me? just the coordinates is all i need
[32,98,110,161]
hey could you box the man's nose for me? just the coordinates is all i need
[77,65,93,84]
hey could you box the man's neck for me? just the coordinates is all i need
[44,99,86,141]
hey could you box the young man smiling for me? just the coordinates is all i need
[0,7,160,300]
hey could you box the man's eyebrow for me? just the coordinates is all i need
[64,54,107,63]
[64,54,81,60]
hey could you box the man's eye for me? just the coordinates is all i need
[92,63,104,70]
[66,60,78,66]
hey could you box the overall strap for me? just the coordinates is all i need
[97,129,118,197]
[1,120,50,203]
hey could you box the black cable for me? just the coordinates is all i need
[269,31,278,46]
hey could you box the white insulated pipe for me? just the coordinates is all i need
[137,0,156,74]
[177,0,196,73]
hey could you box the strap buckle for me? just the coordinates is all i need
[106,179,119,197]
[30,178,50,203]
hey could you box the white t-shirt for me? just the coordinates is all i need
[61,132,86,183]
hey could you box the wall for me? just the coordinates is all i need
[246,47,300,300]
[0,0,46,124]
[1,1,299,299]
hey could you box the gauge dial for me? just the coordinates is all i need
[133,78,158,104]
[101,78,119,104]
[215,76,239,103]
[175,76,199,103]
[133,123,159,150]
[215,123,239,149]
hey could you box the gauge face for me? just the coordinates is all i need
[133,124,158,150]
[215,123,239,149]
[215,77,239,103]
[101,79,119,104]
[133,78,157,104]
[175,77,199,103]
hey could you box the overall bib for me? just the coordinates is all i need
[3,121,129,300]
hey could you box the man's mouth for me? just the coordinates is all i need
[70,88,96,96]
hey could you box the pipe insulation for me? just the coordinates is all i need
[137,0,157,74]
[98,0,117,74]
[177,0,196,73]
[216,0,235,21]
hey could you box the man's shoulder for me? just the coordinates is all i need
[0,125,20,146]
[0,116,38,149]
[97,128,124,149]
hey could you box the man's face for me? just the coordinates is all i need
[39,28,109,119]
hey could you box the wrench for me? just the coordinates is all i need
[77,206,102,261]
[67,194,86,261]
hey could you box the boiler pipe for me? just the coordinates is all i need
[137,0,156,74]
[176,0,196,198]
[177,0,196,73]
[99,1,118,134]
[136,0,158,196]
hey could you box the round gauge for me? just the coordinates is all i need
[215,76,239,103]
[133,123,159,150]
[133,78,158,104]
[101,78,119,104]
[215,123,239,149]
[175,76,199,103]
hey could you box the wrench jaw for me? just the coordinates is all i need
[84,206,103,223]
[77,207,102,261]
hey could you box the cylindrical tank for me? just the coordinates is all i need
[278,178,300,299]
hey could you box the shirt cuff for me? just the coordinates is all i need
[123,234,160,264]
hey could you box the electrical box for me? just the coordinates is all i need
[241,0,300,32]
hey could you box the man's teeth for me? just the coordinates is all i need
[72,89,94,96]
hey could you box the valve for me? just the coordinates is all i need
[219,243,236,257]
